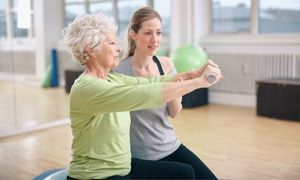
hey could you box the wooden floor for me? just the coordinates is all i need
[0,104,300,179]
[0,79,69,136]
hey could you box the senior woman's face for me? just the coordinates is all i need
[96,32,121,69]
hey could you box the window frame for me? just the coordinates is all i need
[0,0,34,41]
[201,0,300,45]
[63,0,171,49]
[211,0,252,34]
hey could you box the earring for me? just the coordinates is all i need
[81,52,90,62]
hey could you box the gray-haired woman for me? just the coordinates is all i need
[62,12,222,179]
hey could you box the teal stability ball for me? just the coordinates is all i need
[171,45,208,73]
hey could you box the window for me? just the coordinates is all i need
[259,0,300,33]
[0,0,34,39]
[154,0,171,35]
[0,1,6,39]
[117,0,147,37]
[64,0,85,27]
[211,0,300,34]
[64,0,148,37]
[212,0,251,33]
[64,0,171,39]
[89,0,113,16]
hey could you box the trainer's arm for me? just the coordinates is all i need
[162,78,206,103]
[172,60,220,82]
[165,64,182,118]
[164,60,222,103]
[167,98,182,118]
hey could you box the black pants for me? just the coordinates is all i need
[159,144,217,180]
[67,157,195,179]
[109,158,195,179]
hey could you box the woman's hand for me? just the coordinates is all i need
[195,60,223,88]
[172,59,223,87]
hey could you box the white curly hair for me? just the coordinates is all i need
[62,13,118,65]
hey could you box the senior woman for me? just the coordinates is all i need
[62,13,222,179]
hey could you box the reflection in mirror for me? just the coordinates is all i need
[0,0,70,138]
[19,46,70,135]
[0,43,70,138]
[0,41,17,137]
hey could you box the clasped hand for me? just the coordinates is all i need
[191,59,223,87]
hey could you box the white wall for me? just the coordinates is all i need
[34,0,64,78]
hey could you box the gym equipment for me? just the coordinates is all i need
[50,48,59,87]
[64,70,83,93]
[171,45,211,108]
[42,49,59,88]
[33,168,67,180]
[171,45,216,83]
[256,78,300,121]
[41,65,52,88]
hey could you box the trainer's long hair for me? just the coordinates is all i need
[124,7,162,58]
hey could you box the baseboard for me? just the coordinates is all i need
[0,118,70,138]
[209,91,256,107]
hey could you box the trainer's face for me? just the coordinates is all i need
[132,18,162,56]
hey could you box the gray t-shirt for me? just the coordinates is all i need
[113,56,181,160]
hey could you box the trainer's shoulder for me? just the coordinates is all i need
[113,56,131,73]
[156,56,175,74]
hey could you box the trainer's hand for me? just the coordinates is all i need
[207,59,219,68]
[197,62,223,87]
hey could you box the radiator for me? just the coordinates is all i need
[207,53,300,95]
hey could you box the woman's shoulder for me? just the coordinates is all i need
[156,56,175,74]
[113,56,132,73]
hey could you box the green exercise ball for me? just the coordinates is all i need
[171,45,208,73]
